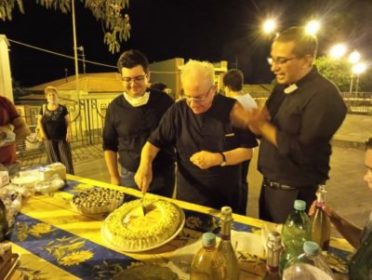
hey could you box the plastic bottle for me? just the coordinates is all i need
[283,241,334,279]
[217,206,240,280]
[311,185,331,250]
[263,231,282,280]
[190,232,227,280]
[280,199,311,272]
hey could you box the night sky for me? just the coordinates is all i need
[1,0,372,87]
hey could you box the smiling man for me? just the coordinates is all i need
[135,60,257,213]
[103,49,175,197]
[250,27,347,223]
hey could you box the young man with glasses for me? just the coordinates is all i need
[102,49,175,197]
[135,60,257,214]
[248,26,347,223]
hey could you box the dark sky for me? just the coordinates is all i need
[1,0,372,87]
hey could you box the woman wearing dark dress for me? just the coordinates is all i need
[37,86,74,174]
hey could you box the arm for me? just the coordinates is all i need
[65,114,72,142]
[134,142,160,193]
[37,114,47,140]
[190,148,253,169]
[12,116,30,139]
[104,150,120,185]
[309,202,362,248]
[329,210,362,249]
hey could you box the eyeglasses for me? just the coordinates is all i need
[267,56,297,65]
[183,86,213,103]
[122,74,147,83]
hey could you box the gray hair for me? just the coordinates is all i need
[181,59,215,87]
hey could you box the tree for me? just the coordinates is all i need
[0,0,131,53]
[315,56,351,92]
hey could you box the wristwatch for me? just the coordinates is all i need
[219,152,227,167]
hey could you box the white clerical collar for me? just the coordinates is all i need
[283,84,298,94]
[123,91,150,107]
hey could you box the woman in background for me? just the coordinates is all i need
[37,86,74,174]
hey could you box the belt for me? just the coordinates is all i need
[263,178,296,191]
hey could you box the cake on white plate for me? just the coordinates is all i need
[102,199,184,252]
[71,187,125,214]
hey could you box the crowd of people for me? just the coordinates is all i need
[2,26,371,273]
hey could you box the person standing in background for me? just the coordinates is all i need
[223,69,257,214]
[103,49,175,197]
[37,86,74,174]
[0,95,30,173]
[248,26,347,223]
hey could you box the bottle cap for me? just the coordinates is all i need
[303,241,320,255]
[294,200,306,211]
[221,206,232,215]
[202,232,216,247]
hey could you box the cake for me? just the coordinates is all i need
[102,199,184,252]
[71,187,125,214]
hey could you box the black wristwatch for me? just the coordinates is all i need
[220,152,227,167]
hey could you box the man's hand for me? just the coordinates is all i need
[308,200,334,218]
[66,132,72,143]
[134,164,153,193]
[110,175,120,186]
[190,151,222,169]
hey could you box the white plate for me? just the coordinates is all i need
[102,202,185,253]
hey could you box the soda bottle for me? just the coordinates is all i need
[190,232,227,280]
[263,231,282,280]
[217,206,240,280]
[283,241,334,279]
[280,199,311,272]
[311,185,331,250]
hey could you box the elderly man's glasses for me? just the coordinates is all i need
[267,56,297,65]
[183,86,213,103]
[122,75,147,83]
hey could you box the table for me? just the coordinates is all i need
[7,175,353,279]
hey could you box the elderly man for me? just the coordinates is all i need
[310,138,372,279]
[103,49,175,197]
[249,26,347,223]
[135,60,257,213]
[0,95,30,172]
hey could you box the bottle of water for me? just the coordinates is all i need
[311,185,331,250]
[283,241,334,279]
[190,232,227,280]
[217,206,239,280]
[280,200,311,272]
[263,231,282,280]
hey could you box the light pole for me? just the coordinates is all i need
[78,46,86,74]
[348,51,360,93]
[352,63,367,94]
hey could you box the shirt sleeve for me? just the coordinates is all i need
[102,104,119,152]
[276,85,346,163]
[3,97,19,121]
[148,103,177,149]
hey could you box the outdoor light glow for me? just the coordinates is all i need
[329,44,347,59]
[349,51,361,64]
[305,20,320,35]
[352,63,367,75]
[262,19,277,34]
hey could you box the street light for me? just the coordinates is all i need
[352,62,367,93]
[348,51,361,64]
[305,20,321,35]
[77,46,86,74]
[262,18,277,35]
[329,43,347,59]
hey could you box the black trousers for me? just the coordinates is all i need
[259,178,318,223]
[44,139,74,174]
